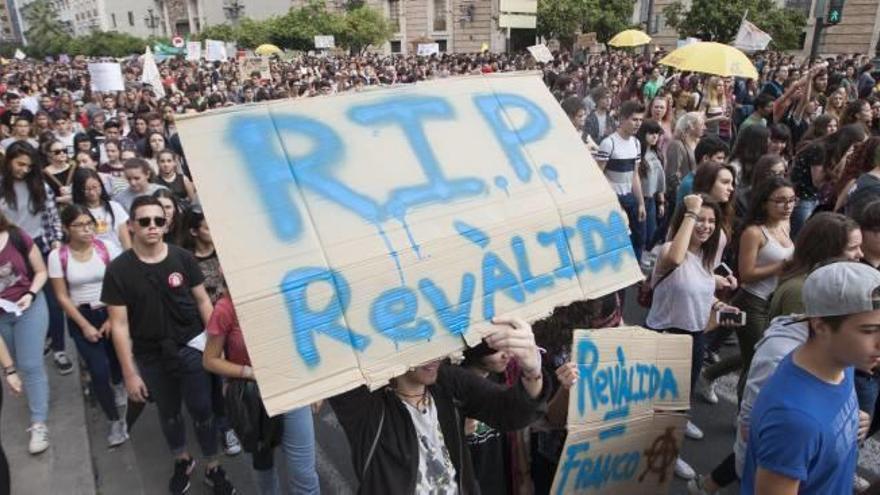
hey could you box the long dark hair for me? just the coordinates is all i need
[826,124,868,170]
[1,141,48,213]
[636,119,664,178]
[59,204,96,244]
[180,207,205,252]
[72,168,115,227]
[144,131,166,159]
[743,177,794,227]
[152,188,181,243]
[781,212,858,282]
[668,194,723,270]
[731,124,770,184]
[692,162,736,236]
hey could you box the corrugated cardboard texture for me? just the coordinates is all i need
[176,73,643,415]
[550,412,688,495]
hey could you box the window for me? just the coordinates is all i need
[390,40,401,53]
[127,11,134,26]
[111,13,116,28]
[432,0,447,32]
[437,39,447,52]
[388,0,400,33]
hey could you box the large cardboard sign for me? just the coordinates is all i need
[88,62,124,92]
[551,327,692,494]
[176,73,642,415]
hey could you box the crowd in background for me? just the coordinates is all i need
[0,45,874,495]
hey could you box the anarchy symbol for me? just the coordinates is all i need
[638,426,679,483]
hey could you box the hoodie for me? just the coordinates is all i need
[734,315,809,475]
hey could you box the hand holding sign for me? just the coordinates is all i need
[482,316,541,378]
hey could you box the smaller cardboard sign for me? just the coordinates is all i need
[417,43,440,56]
[527,44,554,63]
[551,327,692,494]
[239,57,271,82]
[205,39,227,61]
[314,35,335,49]
[186,41,202,61]
[88,62,125,92]
[13,48,25,60]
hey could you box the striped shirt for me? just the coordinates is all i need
[597,133,641,196]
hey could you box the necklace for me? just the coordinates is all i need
[395,389,430,413]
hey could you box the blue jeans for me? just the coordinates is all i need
[791,198,818,239]
[67,306,121,421]
[0,292,49,423]
[855,370,880,438]
[34,238,65,353]
[282,406,319,494]
[643,196,660,251]
[138,345,218,458]
[618,193,644,262]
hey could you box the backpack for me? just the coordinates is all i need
[58,239,110,278]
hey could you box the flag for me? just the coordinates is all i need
[481,42,489,53]
[733,19,772,52]
[141,46,166,99]
[14,49,25,60]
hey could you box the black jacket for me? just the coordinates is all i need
[329,363,551,495]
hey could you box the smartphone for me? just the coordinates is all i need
[717,310,746,326]
[715,262,733,278]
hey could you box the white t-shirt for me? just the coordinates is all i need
[404,394,458,494]
[47,242,122,306]
[89,201,128,253]
[596,133,641,196]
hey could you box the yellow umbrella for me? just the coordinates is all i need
[659,41,759,79]
[608,29,652,48]
[255,44,282,56]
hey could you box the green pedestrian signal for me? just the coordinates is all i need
[828,0,845,24]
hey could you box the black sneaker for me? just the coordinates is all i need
[204,465,236,494]
[169,457,196,494]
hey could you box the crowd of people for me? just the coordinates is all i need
[0,44,874,495]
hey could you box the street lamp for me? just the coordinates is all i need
[144,8,160,35]
[223,0,245,24]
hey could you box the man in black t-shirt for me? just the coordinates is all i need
[102,196,236,495]
[0,92,34,135]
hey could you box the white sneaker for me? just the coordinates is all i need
[223,429,242,456]
[697,375,719,404]
[28,423,49,454]
[685,420,704,440]
[854,473,870,493]
[112,382,128,408]
[107,419,128,447]
[675,457,696,480]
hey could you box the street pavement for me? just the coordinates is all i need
[3,297,880,494]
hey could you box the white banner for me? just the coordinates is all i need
[417,43,440,57]
[314,35,335,49]
[527,44,553,63]
[140,47,166,98]
[733,19,772,52]
[88,62,125,92]
[186,41,202,61]
[205,39,227,61]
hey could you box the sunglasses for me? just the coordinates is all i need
[135,216,168,228]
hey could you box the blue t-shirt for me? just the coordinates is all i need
[675,171,695,207]
[741,353,859,495]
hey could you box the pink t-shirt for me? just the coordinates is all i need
[206,295,251,366]
[0,230,34,304]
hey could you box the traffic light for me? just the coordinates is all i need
[827,0,845,25]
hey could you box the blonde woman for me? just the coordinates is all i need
[701,76,732,142]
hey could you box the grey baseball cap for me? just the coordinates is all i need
[802,262,880,318]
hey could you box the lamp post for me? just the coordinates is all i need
[223,0,245,25]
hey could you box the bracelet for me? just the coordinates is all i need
[711,300,724,311]
[24,291,36,300]
[4,366,16,376]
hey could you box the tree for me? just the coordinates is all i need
[584,0,637,44]
[537,0,637,48]
[664,0,807,50]
[339,6,393,53]
[21,0,71,55]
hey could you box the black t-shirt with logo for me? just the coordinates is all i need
[101,244,205,363]
[0,109,33,128]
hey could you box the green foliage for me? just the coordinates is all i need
[663,0,807,50]
[21,0,70,57]
[537,0,637,48]
[197,1,392,53]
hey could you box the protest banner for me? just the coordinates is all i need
[141,47,165,98]
[550,327,691,494]
[175,73,643,415]
[314,35,335,49]
[575,33,598,51]
[417,43,440,56]
[14,48,25,60]
[186,41,202,61]
[205,39,227,61]
[527,44,554,63]
[88,62,125,92]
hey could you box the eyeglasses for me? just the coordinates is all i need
[769,197,797,207]
[136,216,168,228]
[50,149,66,154]
[69,221,95,230]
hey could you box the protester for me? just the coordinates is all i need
[71,168,130,252]
[740,261,879,494]
[113,157,168,212]
[48,204,126,447]
[637,119,667,252]
[102,196,236,494]
[0,321,20,492]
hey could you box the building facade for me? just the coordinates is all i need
[802,0,880,56]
